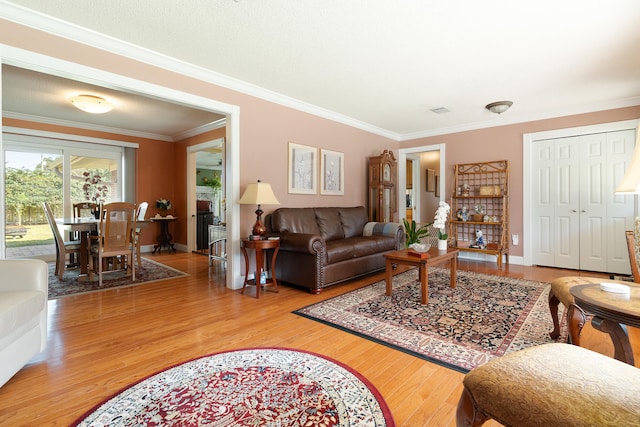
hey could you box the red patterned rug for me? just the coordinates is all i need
[295,268,568,372]
[48,258,188,299]
[72,348,394,426]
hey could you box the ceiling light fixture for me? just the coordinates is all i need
[485,101,513,114]
[69,94,114,114]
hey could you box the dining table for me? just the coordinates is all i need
[56,217,150,275]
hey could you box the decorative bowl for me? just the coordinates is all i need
[408,243,431,253]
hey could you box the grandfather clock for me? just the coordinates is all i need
[368,150,397,222]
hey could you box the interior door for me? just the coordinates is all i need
[531,129,635,274]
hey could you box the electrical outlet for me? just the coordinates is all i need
[512,234,519,245]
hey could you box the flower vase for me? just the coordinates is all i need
[438,239,448,251]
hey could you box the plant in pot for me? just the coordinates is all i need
[82,171,109,218]
[434,201,451,250]
[403,218,432,251]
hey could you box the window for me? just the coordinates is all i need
[2,132,133,260]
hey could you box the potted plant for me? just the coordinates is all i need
[403,218,432,247]
[434,201,451,250]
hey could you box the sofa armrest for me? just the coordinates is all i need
[0,259,48,294]
[272,233,325,254]
[363,222,405,249]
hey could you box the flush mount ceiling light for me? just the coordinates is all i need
[69,94,114,114]
[485,101,513,114]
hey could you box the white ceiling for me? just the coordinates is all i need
[3,0,640,139]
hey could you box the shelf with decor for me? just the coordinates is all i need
[449,160,509,268]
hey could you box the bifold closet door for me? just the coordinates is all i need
[531,129,635,274]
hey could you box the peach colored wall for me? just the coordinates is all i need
[401,106,640,257]
[0,20,397,244]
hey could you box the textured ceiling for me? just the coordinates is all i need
[3,0,640,138]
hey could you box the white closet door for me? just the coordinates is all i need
[579,133,608,272]
[554,137,581,269]
[531,129,635,275]
[606,129,636,274]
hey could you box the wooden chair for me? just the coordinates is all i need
[42,202,82,280]
[625,228,640,282]
[134,202,148,268]
[73,202,98,219]
[88,202,136,286]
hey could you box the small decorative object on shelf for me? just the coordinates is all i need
[156,198,172,216]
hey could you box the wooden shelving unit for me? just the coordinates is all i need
[449,160,509,268]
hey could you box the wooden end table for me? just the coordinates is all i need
[384,247,459,304]
[240,238,280,298]
[151,217,177,253]
[571,283,640,365]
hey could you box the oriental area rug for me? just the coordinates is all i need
[72,347,394,427]
[294,268,568,373]
[48,258,189,299]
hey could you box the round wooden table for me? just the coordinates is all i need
[240,238,280,298]
[571,283,640,365]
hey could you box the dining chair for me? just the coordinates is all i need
[73,202,98,219]
[134,202,148,268]
[88,202,136,286]
[42,202,82,280]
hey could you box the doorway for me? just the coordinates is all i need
[398,144,446,224]
[1,48,242,290]
[190,138,226,266]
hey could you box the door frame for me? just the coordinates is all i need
[398,144,446,222]
[522,119,639,266]
[187,136,225,253]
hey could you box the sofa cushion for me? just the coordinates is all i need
[0,291,45,339]
[339,207,368,238]
[315,208,344,241]
[271,208,320,235]
[325,236,387,264]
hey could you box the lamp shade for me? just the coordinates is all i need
[239,181,280,205]
[615,123,640,194]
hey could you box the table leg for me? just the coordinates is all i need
[591,316,635,365]
[240,246,249,294]
[385,259,393,296]
[450,255,457,288]
[80,231,89,275]
[254,247,265,299]
[269,246,280,293]
[420,264,428,304]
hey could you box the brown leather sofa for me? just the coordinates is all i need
[265,206,404,293]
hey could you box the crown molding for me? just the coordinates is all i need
[0,1,401,141]
[2,110,174,142]
[173,118,226,141]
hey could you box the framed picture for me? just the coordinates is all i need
[288,142,317,194]
[435,175,440,197]
[426,169,435,192]
[320,149,344,195]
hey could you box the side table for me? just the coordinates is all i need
[571,283,640,365]
[151,216,177,253]
[240,238,280,298]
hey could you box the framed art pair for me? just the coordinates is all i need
[288,142,344,195]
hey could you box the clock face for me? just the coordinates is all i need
[383,164,391,181]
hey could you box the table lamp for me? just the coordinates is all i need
[239,180,280,236]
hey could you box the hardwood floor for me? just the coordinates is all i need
[1,252,638,426]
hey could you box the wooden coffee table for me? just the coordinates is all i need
[384,247,459,304]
